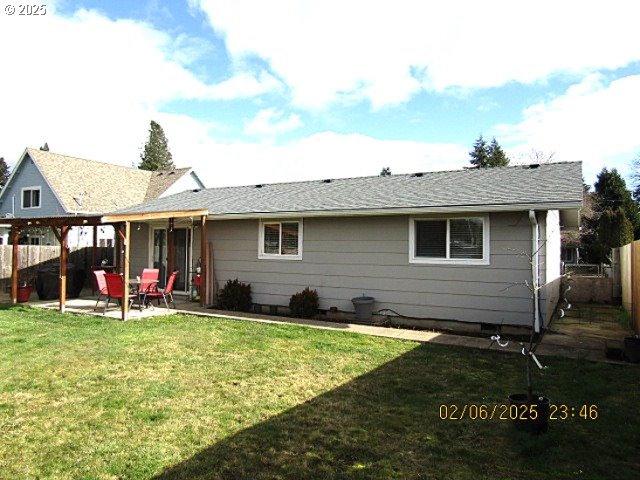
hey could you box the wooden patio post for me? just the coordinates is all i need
[10,226,20,304]
[115,223,122,273]
[92,225,98,262]
[59,226,70,313]
[121,221,131,321]
[167,218,175,281]
[200,215,207,307]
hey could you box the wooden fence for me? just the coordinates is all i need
[0,245,114,290]
[617,241,640,334]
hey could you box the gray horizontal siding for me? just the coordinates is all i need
[0,155,66,217]
[207,212,536,326]
[213,259,533,284]
[130,225,150,275]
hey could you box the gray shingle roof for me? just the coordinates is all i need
[114,161,583,217]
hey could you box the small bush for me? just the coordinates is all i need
[289,287,319,318]
[217,279,252,312]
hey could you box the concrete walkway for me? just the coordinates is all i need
[2,292,635,364]
[539,303,636,363]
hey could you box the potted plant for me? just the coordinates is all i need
[506,329,551,434]
[624,335,640,363]
[492,228,571,435]
[17,279,33,303]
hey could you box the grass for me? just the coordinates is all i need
[615,306,633,331]
[0,305,638,480]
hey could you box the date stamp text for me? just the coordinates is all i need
[4,4,47,16]
[439,403,599,421]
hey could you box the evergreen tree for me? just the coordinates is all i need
[139,120,174,171]
[486,137,510,167]
[469,135,489,168]
[590,208,634,263]
[40,142,49,151]
[0,157,10,189]
[469,135,510,168]
[593,167,639,235]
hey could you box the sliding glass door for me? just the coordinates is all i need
[152,227,192,292]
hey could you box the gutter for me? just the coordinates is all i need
[202,202,582,221]
[529,210,541,333]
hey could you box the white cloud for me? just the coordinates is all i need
[0,6,281,165]
[496,74,640,183]
[193,0,639,109]
[161,125,469,187]
[243,109,303,137]
[205,71,283,99]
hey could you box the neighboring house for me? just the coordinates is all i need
[0,148,204,247]
[115,161,583,330]
[561,229,581,264]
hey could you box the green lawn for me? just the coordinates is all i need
[0,305,638,480]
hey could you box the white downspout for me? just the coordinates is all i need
[529,210,541,333]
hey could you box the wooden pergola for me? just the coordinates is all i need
[5,209,209,320]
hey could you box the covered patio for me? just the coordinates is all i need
[3,209,209,320]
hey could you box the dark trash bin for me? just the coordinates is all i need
[35,264,86,300]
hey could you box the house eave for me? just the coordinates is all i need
[205,201,582,221]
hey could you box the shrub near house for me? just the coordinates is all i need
[289,287,319,318]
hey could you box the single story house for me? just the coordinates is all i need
[0,148,204,247]
[113,161,583,330]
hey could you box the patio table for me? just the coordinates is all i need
[129,278,159,310]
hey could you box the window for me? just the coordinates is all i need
[259,220,303,260]
[22,187,41,209]
[410,216,489,264]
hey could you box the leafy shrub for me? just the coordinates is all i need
[289,287,319,318]
[217,279,252,311]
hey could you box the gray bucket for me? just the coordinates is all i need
[351,296,375,320]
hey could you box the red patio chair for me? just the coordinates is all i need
[144,270,178,309]
[93,269,108,310]
[103,273,135,314]
[137,268,160,311]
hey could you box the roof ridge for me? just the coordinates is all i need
[196,160,583,192]
[26,147,143,171]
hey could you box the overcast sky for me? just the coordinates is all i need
[1,0,638,188]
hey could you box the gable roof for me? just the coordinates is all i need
[1,148,192,214]
[143,168,192,201]
[114,161,583,218]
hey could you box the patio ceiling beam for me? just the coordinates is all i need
[4,217,103,228]
[101,210,208,223]
[50,226,62,245]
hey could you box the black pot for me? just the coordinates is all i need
[624,337,640,363]
[508,393,550,434]
[35,264,86,300]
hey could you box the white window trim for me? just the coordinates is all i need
[258,219,303,260]
[409,215,490,265]
[21,186,42,209]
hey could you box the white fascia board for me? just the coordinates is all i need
[206,202,583,221]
